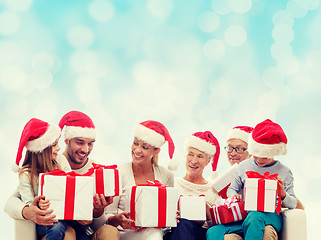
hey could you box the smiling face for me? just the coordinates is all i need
[185,147,210,178]
[51,138,60,160]
[226,139,250,165]
[65,137,95,169]
[131,138,160,165]
[253,156,275,167]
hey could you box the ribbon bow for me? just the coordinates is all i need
[245,171,282,214]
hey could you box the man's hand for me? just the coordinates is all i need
[77,220,93,225]
[22,195,57,226]
[93,194,114,218]
[233,194,243,201]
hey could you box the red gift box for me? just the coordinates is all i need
[244,171,281,214]
[210,198,248,225]
[87,163,121,197]
[125,180,178,227]
[39,169,93,220]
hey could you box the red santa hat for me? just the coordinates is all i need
[226,126,253,144]
[14,118,61,172]
[184,131,220,171]
[59,111,96,140]
[248,119,287,158]
[133,120,175,159]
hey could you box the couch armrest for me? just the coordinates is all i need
[280,209,307,240]
[15,219,36,240]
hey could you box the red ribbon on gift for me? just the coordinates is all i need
[130,180,167,227]
[245,171,282,214]
[87,163,120,196]
[40,169,91,220]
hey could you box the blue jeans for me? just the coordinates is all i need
[37,221,68,240]
[164,218,207,240]
[37,220,90,240]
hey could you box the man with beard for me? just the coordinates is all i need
[5,111,119,240]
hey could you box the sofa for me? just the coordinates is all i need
[14,209,307,240]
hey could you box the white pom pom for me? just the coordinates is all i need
[12,163,20,173]
[208,171,218,181]
[168,158,179,171]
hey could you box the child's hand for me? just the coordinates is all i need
[38,197,50,210]
[233,194,242,201]
[277,177,286,199]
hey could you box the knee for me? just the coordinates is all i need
[224,233,243,240]
[93,225,120,240]
[207,225,225,239]
[243,212,265,227]
[64,226,76,240]
[263,225,278,240]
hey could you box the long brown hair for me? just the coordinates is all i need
[19,145,60,195]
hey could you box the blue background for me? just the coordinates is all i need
[1,0,320,238]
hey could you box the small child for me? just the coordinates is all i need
[207,119,297,240]
[14,118,79,240]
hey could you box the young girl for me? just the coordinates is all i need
[14,118,78,240]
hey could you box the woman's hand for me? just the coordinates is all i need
[38,196,50,210]
[176,210,180,223]
[277,177,286,199]
[108,212,138,230]
[93,194,114,218]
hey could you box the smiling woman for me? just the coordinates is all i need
[97,120,175,240]
[164,131,221,240]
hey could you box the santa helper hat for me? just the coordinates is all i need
[248,119,287,158]
[133,120,175,159]
[226,126,253,144]
[184,131,220,171]
[13,118,61,172]
[59,111,96,140]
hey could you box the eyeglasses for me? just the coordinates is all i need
[224,146,247,153]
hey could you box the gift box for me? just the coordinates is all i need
[178,195,206,221]
[88,163,121,197]
[244,171,281,214]
[210,197,247,225]
[39,169,93,220]
[125,180,178,227]
[212,163,238,199]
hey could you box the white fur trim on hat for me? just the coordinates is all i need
[226,128,250,143]
[64,126,96,140]
[133,124,165,148]
[184,135,217,156]
[248,134,287,158]
[26,124,61,152]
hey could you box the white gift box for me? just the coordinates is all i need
[91,165,122,197]
[39,171,93,220]
[212,164,238,198]
[244,178,277,213]
[125,184,178,227]
[179,195,206,221]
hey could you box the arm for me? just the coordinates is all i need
[226,166,243,198]
[279,171,297,209]
[4,188,27,220]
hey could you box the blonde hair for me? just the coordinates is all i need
[151,154,159,166]
[19,145,59,196]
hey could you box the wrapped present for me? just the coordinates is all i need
[178,195,206,221]
[244,171,281,214]
[210,197,247,225]
[212,163,238,199]
[125,180,178,227]
[39,169,93,220]
[87,163,121,197]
